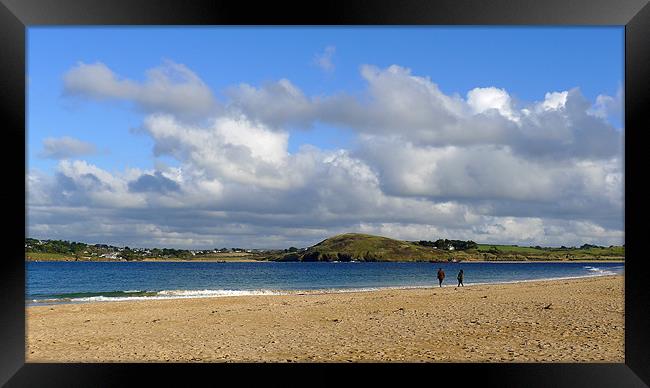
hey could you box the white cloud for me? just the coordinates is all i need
[541,91,568,111]
[353,64,467,130]
[589,86,623,124]
[467,87,519,122]
[225,65,621,160]
[63,60,217,118]
[357,136,622,216]
[39,136,97,159]
[27,61,625,248]
[140,114,297,189]
[313,45,336,72]
[225,79,316,128]
[53,160,147,208]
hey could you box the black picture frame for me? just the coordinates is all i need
[1,0,648,386]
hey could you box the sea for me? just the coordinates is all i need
[26,261,624,305]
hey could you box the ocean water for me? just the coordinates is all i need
[26,261,624,305]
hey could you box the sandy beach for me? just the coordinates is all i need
[26,275,624,363]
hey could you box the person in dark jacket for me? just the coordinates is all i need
[437,268,445,287]
[457,269,464,287]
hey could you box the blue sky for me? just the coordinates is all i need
[26,27,625,248]
[28,27,623,173]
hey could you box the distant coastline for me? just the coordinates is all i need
[25,233,625,263]
[25,255,625,263]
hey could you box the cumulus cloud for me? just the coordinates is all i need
[541,91,568,111]
[63,60,217,118]
[128,172,181,193]
[355,135,622,215]
[225,79,317,129]
[467,87,518,122]
[226,65,621,160]
[140,114,297,189]
[26,61,625,248]
[54,160,146,208]
[589,86,623,124]
[39,136,97,159]
[324,64,468,135]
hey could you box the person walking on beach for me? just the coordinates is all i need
[437,268,445,287]
[457,269,464,287]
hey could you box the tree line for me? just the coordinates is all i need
[416,239,478,251]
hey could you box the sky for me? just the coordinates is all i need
[27,27,624,249]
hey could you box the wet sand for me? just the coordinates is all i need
[26,275,624,362]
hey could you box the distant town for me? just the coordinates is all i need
[25,237,286,261]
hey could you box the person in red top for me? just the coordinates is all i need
[437,268,445,287]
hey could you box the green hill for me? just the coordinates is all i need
[273,233,459,262]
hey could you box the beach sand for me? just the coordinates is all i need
[26,275,624,363]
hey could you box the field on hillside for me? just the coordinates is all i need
[476,244,624,258]
[26,252,78,261]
